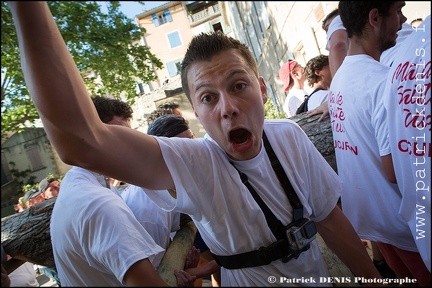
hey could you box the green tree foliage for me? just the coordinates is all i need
[1,1,163,139]
[265,98,286,119]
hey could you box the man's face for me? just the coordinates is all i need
[187,49,267,160]
[379,2,407,52]
[44,180,60,198]
[29,193,45,206]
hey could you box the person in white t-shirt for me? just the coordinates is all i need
[329,2,430,286]
[322,9,348,78]
[49,96,195,286]
[278,59,308,117]
[383,15,431,273]
[9,2,382,286]
[303,55,331,111]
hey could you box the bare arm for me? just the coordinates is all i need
[316,206,383,284]
[8,2,173,190]
[328,29,348,77]
[381,154,397,183]
[124,259,169,286]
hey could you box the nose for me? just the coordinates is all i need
[220,93,239,119]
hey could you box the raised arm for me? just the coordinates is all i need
[8,2,172,190]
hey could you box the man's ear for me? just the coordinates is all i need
[259,76,268,103]
[369,8,381,27]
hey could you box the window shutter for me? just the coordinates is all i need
[164,9,172,22]
[152,13,160,27]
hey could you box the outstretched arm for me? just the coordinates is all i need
[8,2,173,190]
[316,206,383,285]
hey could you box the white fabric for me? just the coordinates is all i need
[380,22,414,67]
[283,88,308,117]
[307,89,329,111]
[121,184,180,268]
[325,15,345,51]
[144,120,342,286]
[9,262,39,287]
[383,15,431,271]
[50,167,165,286]
[329,54,418,252]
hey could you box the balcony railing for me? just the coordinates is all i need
[188,3,221,25]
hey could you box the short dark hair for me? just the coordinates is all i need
[146,101,183,126]
[147,114,190,137]
[322,8,339,31]
[339,2,397,38]
[304,55,329,87]
[91,95,133,124]
[181,31,258,103]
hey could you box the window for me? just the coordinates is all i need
[255,2,270,30]
[167,31,182,48]
[152,9,173,27]
[246,15,261,59]
[26,144,44,171]
[166,59,182,77]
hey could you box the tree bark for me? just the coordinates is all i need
[289,112,337,173]
[157,221,197,285]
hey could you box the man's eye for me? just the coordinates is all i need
[234,83,246,91]
[201,95,212,103]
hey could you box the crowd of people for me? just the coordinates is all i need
[2,1,430,287]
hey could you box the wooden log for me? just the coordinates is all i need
[157,221,197,285]
[289,112,337,173]
[1,198,55,269]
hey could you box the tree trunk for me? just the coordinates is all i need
[157,221,197,285]
[289,112,337,173]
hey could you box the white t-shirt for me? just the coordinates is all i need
[307,89,329,111]
[380,22,414,67]
[326,15,345,51]
[121,184,180,268]
[383,15,431,272]
[144,120,342,286]
[9,262,39,287]
[50,167,165,286]
[329,54,418,252]
[283,88,308,117]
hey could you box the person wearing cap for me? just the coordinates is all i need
[39,177,61,199]
[278,59,308,117]
[23,189,45,207]
[145,114,221,287]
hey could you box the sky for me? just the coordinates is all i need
[99,1,169,20]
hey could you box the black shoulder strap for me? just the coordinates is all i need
[230,130,304,240]
[262,131,303,221]
[309,87,324,97]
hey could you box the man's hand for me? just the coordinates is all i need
[174,269,196,287]
[307,101,329,122]
[184,246,200,270]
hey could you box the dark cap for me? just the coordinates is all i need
[24,189,42,203]
[147,114,189,137]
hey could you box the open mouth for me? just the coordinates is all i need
[229,128,251,145]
